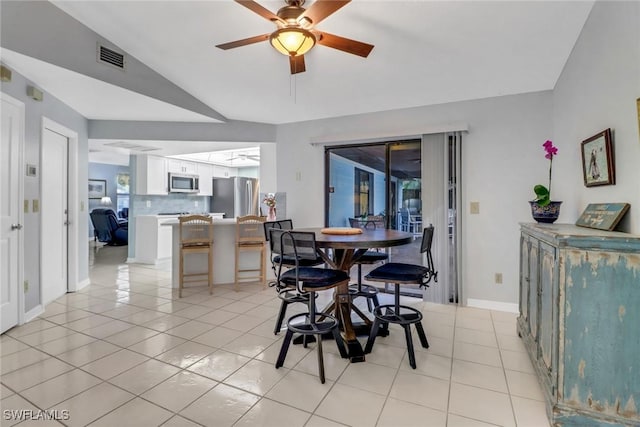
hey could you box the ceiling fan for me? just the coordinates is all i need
[216,0,374,74]
[227,152,260,162]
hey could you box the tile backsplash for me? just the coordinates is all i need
[131,194,210,215]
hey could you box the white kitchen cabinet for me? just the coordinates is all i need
[135,215,175,264]
[135,155,167,195]
[167,159,198,174]
[212,165,233,178]
[198,163,214,196]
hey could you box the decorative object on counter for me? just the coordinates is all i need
[530,140,561,223]
[263,192,277,221]
[320,227,363,235]
[575,203,630,231]
[581,128,615,187]
[88,179,107,199]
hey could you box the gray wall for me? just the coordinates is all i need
[1,64,89,312]
[552,1,640,234]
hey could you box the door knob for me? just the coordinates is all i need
[64,221,70,226]
[11,224,23,230]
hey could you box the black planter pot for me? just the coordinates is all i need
[529,201,562,224]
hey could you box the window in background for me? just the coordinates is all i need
[116,173,130,214]
[354,168,373,217]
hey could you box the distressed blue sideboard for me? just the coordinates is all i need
[518,223,640,427]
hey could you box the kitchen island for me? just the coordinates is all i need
[162,218,272,288]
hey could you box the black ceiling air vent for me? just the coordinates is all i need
[97,44,126,70]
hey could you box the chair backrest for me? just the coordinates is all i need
[90,208,121,242]
[263,219,293,242]
[420,224,435,254]
[179,215,213,247]
[236,215,265,245]
[270,229,317,261]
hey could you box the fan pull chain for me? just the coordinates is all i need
[289,71,297,104]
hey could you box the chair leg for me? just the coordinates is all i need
[332,327,348,359]
[234,245,239,292]
[364,317,381,354]
[179,250,184,298]
[415,321,429,349]
[208,248,213,295]
[403,324,417,369]
[274,300,289,335]
[316,336,325,384]
[276,329,294,369]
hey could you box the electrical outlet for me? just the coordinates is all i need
[24,200,29,213]
[24,280,29,292]
[495,273,503,284]
[470,202,480,214]
[146,200,151,208]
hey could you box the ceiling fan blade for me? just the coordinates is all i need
[299,0,350,26]
[316,31,374,58]
[216,34,270,50]
[235,0,285,25]
[290,55,306,74]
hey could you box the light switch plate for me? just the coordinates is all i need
[32,199,39,213]
[470,201,480,214]
[24,200,29,213]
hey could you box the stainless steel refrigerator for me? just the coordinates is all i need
[210,177,259,218]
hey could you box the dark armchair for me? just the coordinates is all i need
[90,208,128,245]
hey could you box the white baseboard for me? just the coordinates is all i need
[466,298,519,313]
[76,278,90,291]
[24,304,44,322]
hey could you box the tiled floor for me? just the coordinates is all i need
[1,244,550,426]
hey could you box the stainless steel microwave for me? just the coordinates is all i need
[168,173,199,193]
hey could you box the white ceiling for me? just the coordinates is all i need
[19,0,593,126]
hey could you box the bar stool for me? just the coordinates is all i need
[364,225,438,368]
[179,215,214,298]
[272,230,348,383]
[234,215,266,290]
[348,217,387,312]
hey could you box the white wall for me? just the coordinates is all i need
[1,65,89,312]
[553,1,640,233]
[276,91,553,305]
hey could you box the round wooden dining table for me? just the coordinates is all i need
[295,227,414,362]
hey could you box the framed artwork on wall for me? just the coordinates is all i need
[581,128,615,187]
[88,179,107,199]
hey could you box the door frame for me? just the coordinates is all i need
[1,92,25,328]
[40,117,80,303]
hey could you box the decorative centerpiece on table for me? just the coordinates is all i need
[530,140,562,223]
[263,193,277,221]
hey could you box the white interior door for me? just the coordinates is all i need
[41,128,69,305]
[1,95,23,333]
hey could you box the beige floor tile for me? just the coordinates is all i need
[389,370,450,411]
[378,397,447,427]
[505,369,545,401]
[511,396,551,427]
[0,336,30,356]
[416,335,454,358]
[45,310,92,326]
[196,296,237,309]
[315,383,386,427]
[50,382,134,427]
[266,369,333,412]
[293,347,349,382]
[141,371,217,412]
[161,415,202,427]
[1,347,51,375]
[20,369,102,409]
[235,398,310,427]
[454,327,498,348]
[255,337,311,368]
[56,340,120,367]
[400,351,452,381]
[338,361,397,395]
[491,310,518,324]
[222,300,259,314]
[191,325,244,348]
[196,309,239,325]
[221,313,267,333]
[244,304,279,319]
[1,383,15,399]
[83,320,133,339]
[81,348,148,380]
[7,319,57,338]
[446,414,501,426]
[179,383,260,427]
[455,317,494,332]
[497,334,527,353]
[155,341,216,368]
[1,357,74,392]
[16,326,74,346]
[88,397,173,427]
[448,383,515,427]
[457,307,493,320]
[451,359,508,393]
[248,318,282,338]
[39,301,70,318]
[1,394,40,426]
[65,315,113,332]
[120,309,166,325]
[127,332,186,357]
[172,304,214,319]
[304,415,348,427]
[363,342,406,369]
[493,320,519,337]
[222,332,275,357]
[142,314,190,332]
[165,320,214,340]
[109,359,181,395]
[35,332,96,356]
[501,349,535,374]
[155,301,193,314]
[453,341,502,367]
[224,359,288,395]
[13,419,65,426]
[186,349,251,381]
[103,325,159,347]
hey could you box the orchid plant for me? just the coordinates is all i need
[533,140,558,207]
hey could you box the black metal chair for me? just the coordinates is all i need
[264,220,325,335]
[272,230,348,383]
[348,217,388,312]
[364,225,438,369]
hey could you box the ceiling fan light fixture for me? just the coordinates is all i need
[269,27,316,56]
